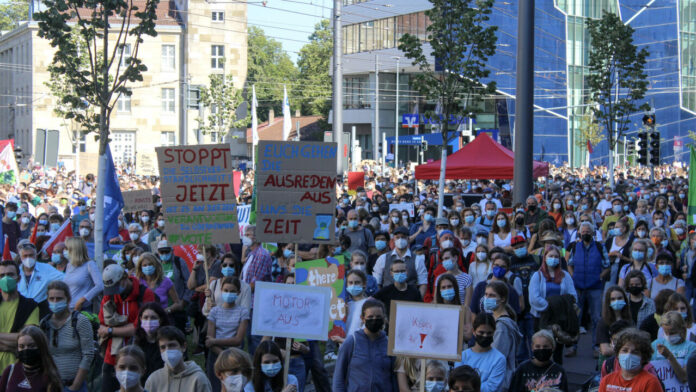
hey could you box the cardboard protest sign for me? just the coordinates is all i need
[296,255,346,339]
[650,354,690,391]
[256,141,337,243]
[156,144,239,245]
[389,202,415,217]
[251,281,331,340]
[136,152,159,176]
[122,190,153,212]
[388,301,464,361]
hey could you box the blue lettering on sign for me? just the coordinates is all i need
[259,204,287,214]
[291,205,313,216]
[262,144,337,160]
[165,206,177,213]
[260,160,282,171]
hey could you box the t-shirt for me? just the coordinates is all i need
[0,299,39,371]
[0,363,50,392]
[509,360,568,392]
[649,276,684,298]
[629,299,643,325]
[208,305,250,341]
[141,277,174,309]
[374,284,421,316]
[650,338,696,391]
[454,348,506,392]
[596,319,612,345]
[599,369,663,392]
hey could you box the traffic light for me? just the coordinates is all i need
[421,139,428,151]
[642,114,655,127]
[637,132,648,165]
[626,139,635,156]
[649,132,660,165]
[13,146,22,162]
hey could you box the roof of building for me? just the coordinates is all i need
[246,115,325,142]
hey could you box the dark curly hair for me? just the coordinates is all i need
[613,328,653,366]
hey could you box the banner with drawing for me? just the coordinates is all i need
[296,255,346,339]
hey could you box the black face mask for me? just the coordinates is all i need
[581,233,593,243]
[474,334,493,348]
[627,286,644,296]
[515,217,524,225]
[533,348,553,362]
[17,348,41,367]
[527,205,537,212]
[365,318,384,333]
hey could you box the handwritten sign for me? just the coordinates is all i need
[296,256,346,339]
[237,204,251,236]
[156,144,239,245]
[650,347,692,392]
[136,152,159,176]
[256,141,337,243]
[389,202,415,217]
[122,190,153,213]
[388,301,464,361]
[251,281,331,341]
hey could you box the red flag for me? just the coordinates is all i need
[40,220,73,256]
[2,236,10,261]
[587,140,594,154]
[347,172,364,190]
[232,171,242,198]
[29,220,38,245]
[173,245,198,272]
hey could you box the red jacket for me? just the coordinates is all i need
[99,276,155,365]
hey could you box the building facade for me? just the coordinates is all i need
[0,0,247,171]
[337,0,696,166]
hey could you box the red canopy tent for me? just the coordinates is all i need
[414,132,549,180]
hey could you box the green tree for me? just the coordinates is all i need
[0,2,29,31]
[36,0,159,267]
[398,0,497,216]
[296,19,331,120]
[575,110,605,166]
[586,12,649,188]
[197,74,249,141]
[247,26,298,122]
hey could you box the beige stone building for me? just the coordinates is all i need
[0,0,248,173]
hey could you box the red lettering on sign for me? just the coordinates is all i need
[162,147,230,168]
[263,218,301,234]
[175,184,230,202]
[299,191,331,204]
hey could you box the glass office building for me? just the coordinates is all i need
[339,0,696,166]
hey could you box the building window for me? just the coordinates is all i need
[117,90,131,112]
[188,86,201,109]
[162,88,175,112]
[212,11,224,22]
[343,75,370,109]
[211,45,224,70]
[161,45,175,71]
[111,131,136,165]
[160,131,175,146]
[72,131,86,153]
[118,44,131,67]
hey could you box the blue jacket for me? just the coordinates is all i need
[570,240,605,290]
[333,329,396,392]
[528,270,578,317]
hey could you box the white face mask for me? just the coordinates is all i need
[22,257,36,269]
[116,370,141,389]
[161,349,183,369]
[241,236,253,246]
[395,238,408,250]
[223,374,246,392]
[130,232,140,241]
[157,219,165,227]
[79,228,90,237]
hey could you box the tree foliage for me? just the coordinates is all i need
[0,1,28,31]
[197,74,249,139]
[575,110,605,151]
[296,19,332,119]
[247,26,298,122]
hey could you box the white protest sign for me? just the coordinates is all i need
[389,202,415,217]
[388,301,464,361]
[251,281,331,341]
[237,204,251,236]
[650,354,690,391]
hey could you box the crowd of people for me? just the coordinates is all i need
[0,161,695,392]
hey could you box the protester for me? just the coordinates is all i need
[63,236,103,311]
[17,239,63,315]
[623,270,656,327]
[115,345,148,392]
[454,313,506,392]
[136,252,183,316]
[134,302,170,380]
[374,259,422,316]
[650,311,695,389]
[0,260,39,371]
[251,340,298,392]
[213,347,253,392]
[599,329,662,391]
[0,325,62,391]
[145,326,212,391]
[509,330,568,392]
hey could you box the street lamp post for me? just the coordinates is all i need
[393,56,400,169]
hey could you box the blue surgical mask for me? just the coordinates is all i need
[346,285,364,297]
[348,220,359,229]
[631,250,645,260]
[283,249,294,259]
[492,265,506,278]
[424,213,434,223]
[393,272,407,283]
[159,253,171,262]
[50,223,60,232]
[658,265,672,276]
[222,292,238,304]
[442,259,456,271]
[441,288,455,301]
[546,257,560,268]
[51,253,61,263]
[483,297,498,311]
[39,219,48,225]
[618,353,642,371]
[375,240,387,251]
[261,362,282,377]
[647,247,654,258]
[514,247,527,258]
[610,300,626,310]
[48,300,68,314]
[142,265,156,276]
[334,246,342,255]
[661,239,669,248]
[496,219,507,227]
[221,266,235,277]
[425,380,446,392]
[464,216,474,224]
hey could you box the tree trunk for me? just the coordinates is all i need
[436,119,448,218]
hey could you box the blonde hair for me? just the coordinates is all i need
[65,237,89,267]
[214,347,253,379]
[661,311,687,336]
[135,252,163,283]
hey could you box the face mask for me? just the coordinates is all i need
[261,362,282,377]
[39,219,47,225]
[485,210,495,218]
[440,288,456,301]
[676,227,685,236]
[667,334,682,345]
[455,206,463,213]
[661,239,669,248]
[631,250,645,260]
[492,265,506,278]
[141,216,150,223]
[612,205,623,214]
[546,257,560,268]
[424,213,434,223]
[141,319,160,334]
[658,265,672,276]
[348,220,359,229]
[283,249,294,259]
[476,252,487,262]
[533,348,553,362]
[223,374,246,392]
[79,228,90,237]
[221,266,235,277]
[483,297,498,311]
[514,247,527,258]
[402,215,409,221]
[130,232,140,241]
[161,349,183,369]
[346,285,364,297]
[364,317,384,333]
[464,215,474,224]
[681,312,689,320]
[655,219,664,227]
[565,217,575,226]
[334,246,342,255]
[374,240,388,251]
[222,292,238,304]
[22,257,36,269]
[476,237,486,245]
[157,219,165,227]
[159,252,172,262]
[0,276,16,293]
[440,240,453,249]
[553,203,561,210]
[485,193,492,199]
[142,265,156,276]
[618,353,642,371]
[626,286,643,296]
[20,217,29,225]
[610,299,626,310]
[528,204,537,212]
[425,380,446,392]
[241,236,252,246]
[442,258,456,271]
[647,248,654,258]
[496,219,507,227]
[352,264,366,272]
[636,230,646,238]
[17,348,41,367]
[49,300,68,313]
[474,334,493,348]
[608,228,620,237]
[395,238,408,250]
[393,272,407,283]
[390,216,400,224]
[680,194,686,199]
[450,219,459,226]
[51,253,61,263]
[5,211,15,219]
[50,223,60,232]
[116,370,141,389]
[582,205,588,211]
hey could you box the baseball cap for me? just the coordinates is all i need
[394,226,409,236]
[511,235,526,246]
[157,240,171,251]
[435,217,449,227]
[102,264,125,296]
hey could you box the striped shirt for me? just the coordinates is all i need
[208,305,250,341]
[44,313,95,381]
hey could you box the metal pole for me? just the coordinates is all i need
[394,57,400,169]
[381,132,386,173]
[296,120,300,141]
[512,0,534,204]
[351,125,356,171]
[374,54,380,164]
[332,0,343,174]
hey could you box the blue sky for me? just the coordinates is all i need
[247,0,327,63]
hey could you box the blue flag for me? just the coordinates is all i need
[103,146,124,243]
